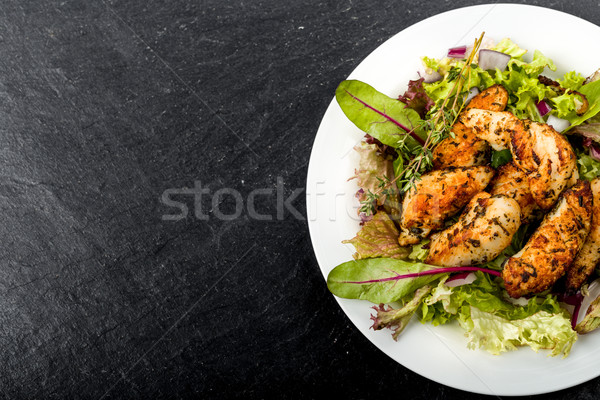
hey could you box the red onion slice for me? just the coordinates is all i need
[546,114,571,132]
[584,138,600,161]
[419,69,442,84]
[535,100,552,117]
[478,49,511,71]
[574,279,600,326]
[447,45,467,59]
[445,272,477,288]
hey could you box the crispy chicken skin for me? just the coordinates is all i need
[489,162,538,223]
[566,178,600,292]
[510,120,579,210]
[460,109,519,151]
[502,180,592,298]
[432,84,508,169]
[425,192,521,267]
[397,166,495,246]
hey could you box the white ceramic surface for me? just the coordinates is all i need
[306,4,600,395]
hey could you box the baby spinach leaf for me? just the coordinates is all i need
[336,80,425,148]
[327,258,444,303]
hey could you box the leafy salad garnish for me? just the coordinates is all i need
[328,33,600,357]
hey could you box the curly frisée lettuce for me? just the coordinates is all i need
[423,274,575,356]
[465,307,576,356]
[368,273,576,356]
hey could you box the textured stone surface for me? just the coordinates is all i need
[0,0,599,398]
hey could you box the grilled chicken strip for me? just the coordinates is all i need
[397,166,495,246]
[425,192,521,267]
[432,84,508,169]
[502,180,592,298]
[460,109,519,151]
[489,162,538,223]
[566,178,600,292]
[432,123,490,169]
[510,120,579,210]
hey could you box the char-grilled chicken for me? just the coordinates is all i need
[510,119,578,210]
[425,192,521,267]
[462,109,579,210]
[502,180,592,298]
[489,162,538,223]
[433,84,508,169]
[397,166,494,246]
[460,109,519,151]
[566,178,600,292]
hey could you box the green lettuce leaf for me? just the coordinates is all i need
[419,272,564,324]
[492,38,527,59]
[335,80,425,148]
[465,307,576,357]
[551,91,583,119]
[416,272,575,356]
[523,50,556,76]
[491,63,553,120]
[327,258,445,303]
[559,71,585,91]
[576,149,600,180]
[343,212,409,260]
[408,240,430,262]
[564,79,600,129]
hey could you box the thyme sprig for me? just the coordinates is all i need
[359,33,486,215]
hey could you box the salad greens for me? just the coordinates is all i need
[342,212,408,260]
[327,258,445,304]
[327,34,600,357]
[336,80,425,148]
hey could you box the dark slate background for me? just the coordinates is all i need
[1,0,599,398]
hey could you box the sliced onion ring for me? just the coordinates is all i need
[535,100,552,117]
[445,272,477,288]
[478,49,511,71]
[574,278,600,326]
[419,69,442,84]
[546,114,571,132]
[448,45,467,59]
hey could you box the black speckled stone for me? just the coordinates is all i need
[1,0,600,398]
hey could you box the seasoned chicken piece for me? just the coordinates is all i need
[510,120,578,210]
[502,181,592,298]
[432,84,508,169]
[431,123,490,169]
[461,109,520,151]
[489,162,538,223]
[466,84,509,111]
[566,178,600,292]
[397,166,495,246]
[425,192,521,267]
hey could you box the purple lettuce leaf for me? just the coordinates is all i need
[370,285,432,340]
[398,78,435,119]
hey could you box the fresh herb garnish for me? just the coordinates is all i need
[346,33,486,213]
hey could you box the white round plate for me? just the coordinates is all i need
[306,3,600,396]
